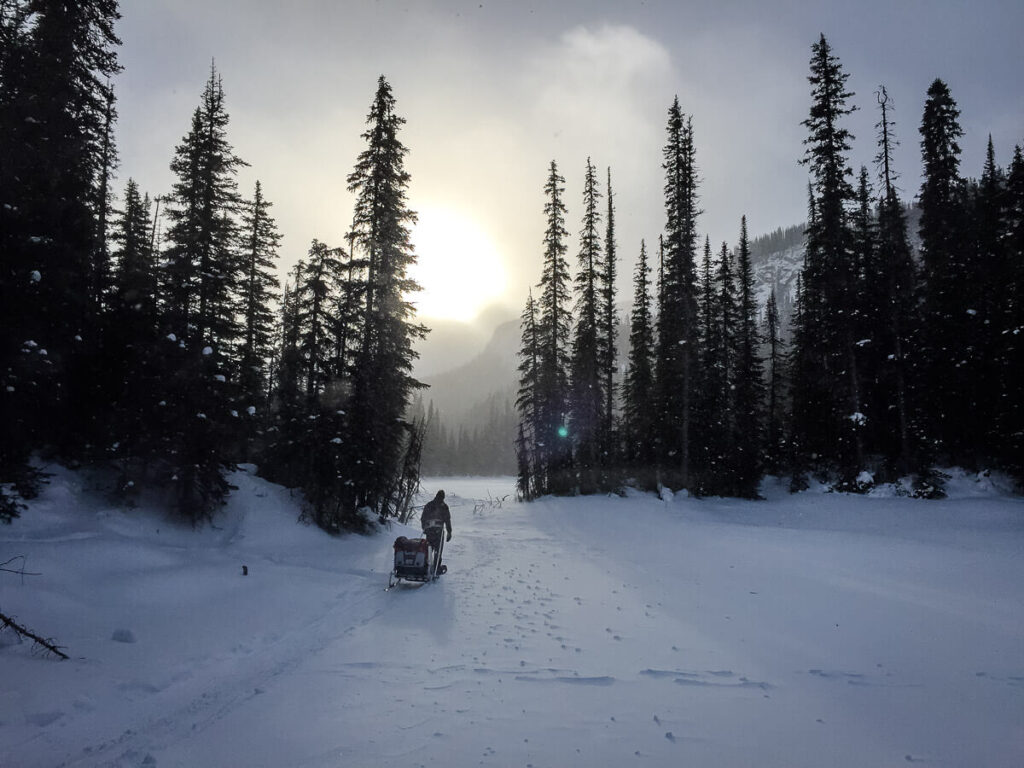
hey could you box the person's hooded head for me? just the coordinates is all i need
[435,490,445,502]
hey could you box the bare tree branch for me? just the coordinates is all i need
[0,612,69,660]
[1,555,42,579]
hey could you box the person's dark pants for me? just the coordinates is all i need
[424,527,443,569]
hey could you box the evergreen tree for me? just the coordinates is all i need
[599,167,619,479]
[534,161,573,494]
[872,86,917,476]
[655,99,701,489]
[1001,145,1024,476]
[792,34,864,484]
[162,65,247,353]
[732,216,764,497]
[158,65,247,523]
[516,290,542,499]
[237,180,281,450]
[569,158,603,493]
[263,273,305,486]
[106,179,159,482]
[622,240,655,484]
[703,241,737,494]
[763,290,787,475]
[0,0,122,478]
[693,236,717,482]
[345,76,426,520]
[788,189,823,484]
[849,166,878,455]
[294,240,343,400]
[917,78,971,465]
[972,137,1009,464]
[332,234,366,389]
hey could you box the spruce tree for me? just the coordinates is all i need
[872,86,918,476]
[732,216,764,497]
[622,240,655,485]
[655,99,701,490]
[159,65,247,523]
[1001,145,1024,476]
[917,78,970,466]
[793,34,864,484]
[600,167,619,479]
[345,76,426,520]
[516,290,542,499]
[569,158,603,493]
[704,241,737,494]
[534,161,573,494]
[972,137,1009,465]
[237,180,281,453]
[295,240,344,400]
[0,0,122,478]
[693,236,717,482]
[763,290,787,475]
[107,179,159,483]
[263,273,306,486]
[849,167,878,456]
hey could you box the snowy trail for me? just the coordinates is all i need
[3,472,1024,767]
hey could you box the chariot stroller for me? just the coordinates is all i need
[387,518,446,589]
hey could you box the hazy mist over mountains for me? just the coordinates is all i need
[410,213,924,474]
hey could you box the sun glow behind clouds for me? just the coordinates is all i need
[409,206,506,323]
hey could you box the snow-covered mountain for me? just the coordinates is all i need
[747,204,922,334]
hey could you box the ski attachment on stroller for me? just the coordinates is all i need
[386,520,446,590]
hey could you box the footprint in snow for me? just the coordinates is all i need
[27,711,64,727]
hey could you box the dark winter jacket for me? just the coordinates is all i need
[421,492,451,536]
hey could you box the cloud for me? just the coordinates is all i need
[529,23,673,142]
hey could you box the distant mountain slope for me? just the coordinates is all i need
[419,205,922,424]
[747,204,920,335]
[421,318,519,425]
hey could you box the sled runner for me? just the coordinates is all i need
[386,520,446,589]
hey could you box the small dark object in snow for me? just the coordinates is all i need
[111,629,136,643]
[665,731,675,741]
[242,565,248,575]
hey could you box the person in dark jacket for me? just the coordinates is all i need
[420,490,452,572]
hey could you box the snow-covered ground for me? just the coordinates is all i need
[2,467,1023,768]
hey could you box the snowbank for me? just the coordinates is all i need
[2,468,1022,767]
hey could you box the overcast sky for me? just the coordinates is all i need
[114,0,1024,328]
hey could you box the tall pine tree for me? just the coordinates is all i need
[732,216,764,497]
[917,78,971,466]
[569,158,604,493]
[535,161,573,495]
[599,167,619,480]
[792,34,864,484]
[872,86,918,476]
[654,99,701,490]
[345,76,426,520]
[622,240,655,484]
[158,64,247,523]
[237,180,281,450]
[0,0,122,484]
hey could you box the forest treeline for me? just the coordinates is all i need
[515,34,1023,500]
[1,5,1020,528]
[0,1,426,528]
